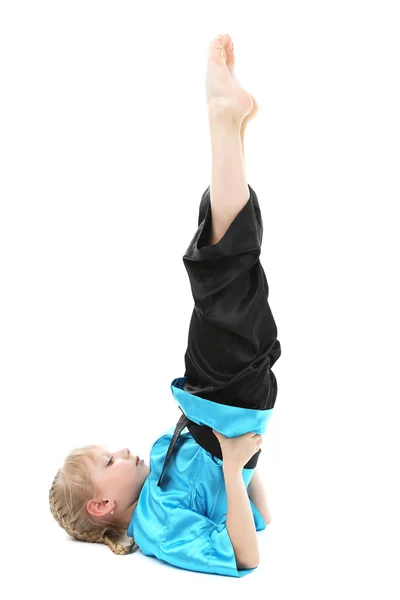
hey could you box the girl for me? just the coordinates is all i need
[49,33,281,578]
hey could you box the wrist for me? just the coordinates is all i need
[222,460,243,475]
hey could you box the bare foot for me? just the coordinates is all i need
[222,34,259,128]
[206,34,253,124]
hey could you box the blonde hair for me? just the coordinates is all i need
[49,444,139,555]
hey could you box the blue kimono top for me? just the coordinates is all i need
[126,376,272,578]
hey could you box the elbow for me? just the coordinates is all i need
[248,550,260,569]
[237,554,260,571]
[233,537,260,570]
[248,557,260,570]
[237,562,259,571]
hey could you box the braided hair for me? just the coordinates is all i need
[49,445,139,555]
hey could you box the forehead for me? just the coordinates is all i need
[95,446,109,460]
[85,446,109,467]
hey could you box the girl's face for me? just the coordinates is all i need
[84,446,150,525]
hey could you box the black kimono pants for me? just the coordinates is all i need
[182,183,281,411]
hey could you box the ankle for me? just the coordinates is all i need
[208,98,244,129]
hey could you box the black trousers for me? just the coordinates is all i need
[157,184,281,486]
[182,183,281,411]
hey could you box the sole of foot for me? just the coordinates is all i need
[206,34,253,124]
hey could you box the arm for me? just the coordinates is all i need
[247,468,272,525]
[223,462,260,569]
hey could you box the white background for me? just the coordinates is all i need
[1,1,399,598]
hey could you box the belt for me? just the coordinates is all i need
[157,408,261,487]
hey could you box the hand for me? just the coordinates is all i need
[212,428,263,469]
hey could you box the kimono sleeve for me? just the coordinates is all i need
[158,505,258,578]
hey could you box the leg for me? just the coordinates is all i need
[208,103,257,242]
[205,34,254,246]
[208,113,249,246]
[181,34,281,410]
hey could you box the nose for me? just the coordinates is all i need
[117,448,130,458]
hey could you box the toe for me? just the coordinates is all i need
[223,34,235,70]
[218,34,236,83]
[223,34,234,54]
[208,34,226,63]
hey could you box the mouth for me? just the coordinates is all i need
[136,456,140,466]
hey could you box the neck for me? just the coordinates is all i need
[116,499,138,531]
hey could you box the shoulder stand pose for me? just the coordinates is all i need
[49,33,281,578]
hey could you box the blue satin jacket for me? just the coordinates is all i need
[127,376,273,577]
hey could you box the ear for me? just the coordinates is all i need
[86,498,114,518]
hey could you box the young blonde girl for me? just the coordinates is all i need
[49,33,281,577]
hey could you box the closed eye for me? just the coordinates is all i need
[107,456,114,466]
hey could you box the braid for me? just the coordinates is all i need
[49,451,139,556]
[102,534,137,555]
